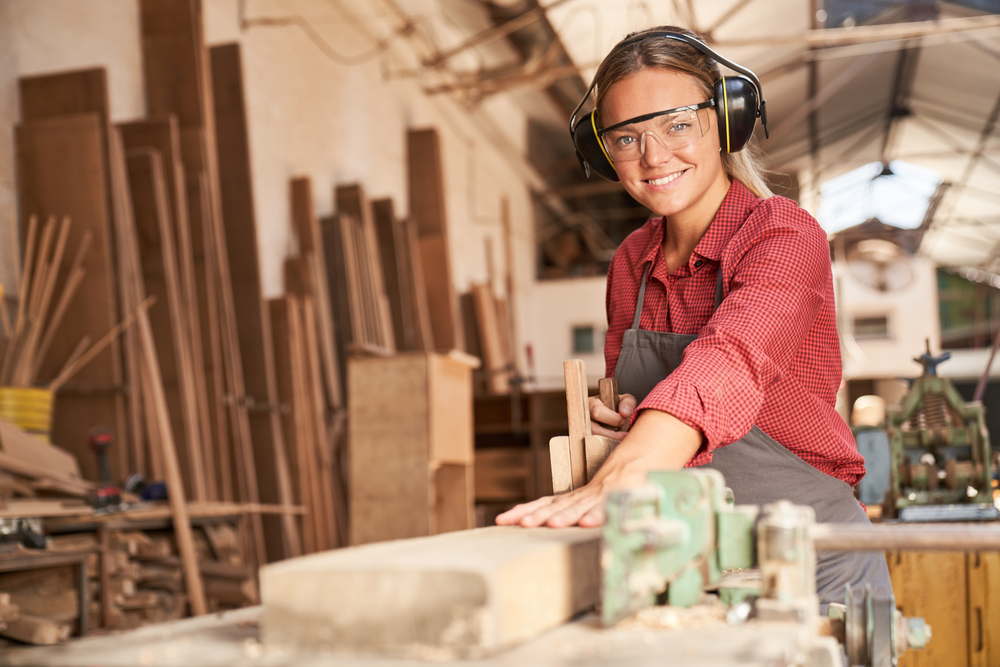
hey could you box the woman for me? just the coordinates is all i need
[496,26,892,605]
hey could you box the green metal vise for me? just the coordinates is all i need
[601,468,758,626]
[885,350,994,518]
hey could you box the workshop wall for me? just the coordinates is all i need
[0,0,609,386]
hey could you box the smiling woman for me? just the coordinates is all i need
[497,26,894,611]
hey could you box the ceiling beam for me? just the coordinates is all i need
[879,46,920,163]
[717,13,1000,48]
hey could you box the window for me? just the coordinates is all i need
[938,269,997,349]
[854,315,889,339]
[572,326,594,354]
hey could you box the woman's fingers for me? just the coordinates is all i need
[495,495,556,525]
[590,422,627,440]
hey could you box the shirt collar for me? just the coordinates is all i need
[637,180,760,272]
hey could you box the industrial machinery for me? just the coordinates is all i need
[602,469,931,667]
[884,349,997,521]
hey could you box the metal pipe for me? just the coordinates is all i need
[811,523,1000,552]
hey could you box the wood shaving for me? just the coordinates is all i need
[616,599,728,631]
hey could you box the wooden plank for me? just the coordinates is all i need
[119,116,214,497]
[14,114,127,483]
[371,198,408,350]
[300,299,342,549]
[0,419,82,481]
[402,218,434,353]
[184,171,231,502]
[261,526,601,656]
[19,66,142,497]
[335,185,396,352]
[417,235,459,352]
[406,129,448,237]
[268,296,316,555]
[136,305,208,616]
[563,360,590,490]
[472,284,509,395]
[210,43,295,562]
[407,129,459,352]
[124,148,207,501]
[289,177,342,410]
[0,614,71,645]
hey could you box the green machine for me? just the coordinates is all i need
[884,350,997,521]
[602,469,931,667]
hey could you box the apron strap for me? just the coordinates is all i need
[631,261,652,330]
[715,265,724,310]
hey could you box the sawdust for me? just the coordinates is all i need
[615,598,729,631]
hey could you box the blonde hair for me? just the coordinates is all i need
[593,26,773,198]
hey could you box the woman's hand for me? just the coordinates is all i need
[588,392,636,440]
[495,409,703,528]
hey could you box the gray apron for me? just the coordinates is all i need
[613,262,892,605]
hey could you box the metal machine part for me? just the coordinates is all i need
[602,469,934,666]
[885,349,995,518]
[0,517,46,551]
[841,584,930,667]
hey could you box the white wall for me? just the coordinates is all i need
[525,277,607,389]
[0,0,580,384]
[833,254,941,380]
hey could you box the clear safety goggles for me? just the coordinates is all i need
[598,100,714,162]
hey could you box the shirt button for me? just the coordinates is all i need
[694,260,704,268]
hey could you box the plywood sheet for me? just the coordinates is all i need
[15,114,127,482]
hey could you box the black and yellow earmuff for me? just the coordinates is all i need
[570,30,769,182]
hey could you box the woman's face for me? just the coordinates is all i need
[600,68,730,223]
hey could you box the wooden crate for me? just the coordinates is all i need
[348,352,475,545]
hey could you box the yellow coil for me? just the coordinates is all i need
[0,387,54,442]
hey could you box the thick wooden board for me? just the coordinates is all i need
[583,435,616,483]
[548,436,572,495]
[260,526,601,657]
[14,114,127,482]
[210,43,294,563]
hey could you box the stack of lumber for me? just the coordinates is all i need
[0,419,93,499]
[465,284,514,395]
[0,519,254,645]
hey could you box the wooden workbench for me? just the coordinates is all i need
[0,606,825,667]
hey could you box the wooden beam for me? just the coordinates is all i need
[261,526,600,656]
[210,43,298,562]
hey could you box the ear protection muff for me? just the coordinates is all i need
[570,30,769,182]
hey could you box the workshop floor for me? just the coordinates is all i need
[0,606,830,667]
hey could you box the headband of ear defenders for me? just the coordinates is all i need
[569,30,769,182]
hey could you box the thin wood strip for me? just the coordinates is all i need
[47,297,156,392]
[301,298,338,550]
[30,267,85,383]
[12,214,38,339]
[135,303,208,616]
[15,217,72,386]
[7,207,22,295]
[563,359,591,490]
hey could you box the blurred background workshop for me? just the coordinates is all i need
[0,1,999,665]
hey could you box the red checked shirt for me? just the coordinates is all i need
[605,180,864,486]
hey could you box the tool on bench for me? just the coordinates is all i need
[884,344,998,521]
[88,427,121,512]
[549,360,620,493]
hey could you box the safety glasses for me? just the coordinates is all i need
[598,100,714,162]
